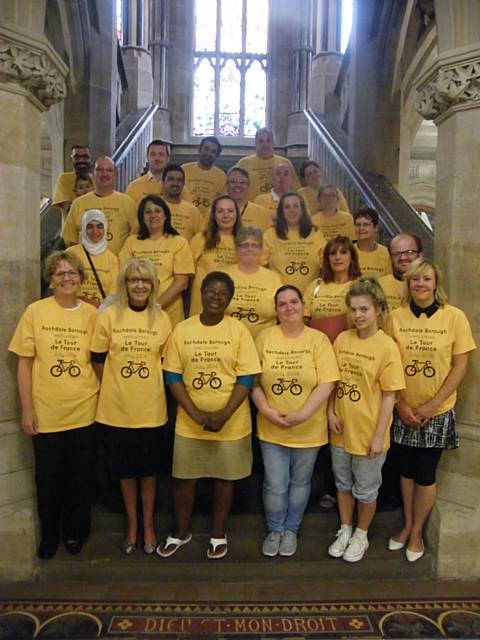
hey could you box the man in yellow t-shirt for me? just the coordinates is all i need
[378,233,423,311]
[311,184,355,240]
[182,136,226,217]
[52,145,92,220]
[125,139,191,204]
[226,167,272,232]
[353,209,391,277]
[162,164,205,241]
[236,128,300,200]
[254,163,295,221]
[62,156,137,255]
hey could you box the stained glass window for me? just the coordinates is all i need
[192,0,268,138]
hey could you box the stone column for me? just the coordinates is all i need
[0,18,67,579]
[415,42,480,577]
[149,0,171,139]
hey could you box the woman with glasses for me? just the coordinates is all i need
[119,195,194,326]
[91,258,172,555]
[158,272,260,560]
[225,226,282,338]
[311,185,355,241]
[9,251,99,560]
[353,209,391,278]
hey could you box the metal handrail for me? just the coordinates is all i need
[113,102,158,165]
[304,108,434,256]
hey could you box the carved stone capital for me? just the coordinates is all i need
[415,58,480,120]
[0,26,68,108]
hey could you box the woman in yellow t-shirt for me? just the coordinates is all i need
[189,195,241,315]
[158,272,261,560]
[91,258,172,556]
[8,251,99,560]
[119,195,194,326]
[263,192,326,294]
[298,161,350,216]
[66,209,119,308]
[388,259,476,562]
[225,226,283,338]
[327,277,405,563]
[252,285,339,557]
[353,208,391,278]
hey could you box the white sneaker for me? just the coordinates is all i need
[279,530,297,557]
[343,530,369,563]
[328,527,352,558]
[262,531,281,557]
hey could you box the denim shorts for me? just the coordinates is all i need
[331,445,386,503]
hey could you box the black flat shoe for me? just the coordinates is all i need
[64,539,84,555]
[38,537,60,560]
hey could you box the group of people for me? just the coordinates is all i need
[11,133,475,564]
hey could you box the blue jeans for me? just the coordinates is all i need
[260,441,320,534]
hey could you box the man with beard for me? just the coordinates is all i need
[162,164,205,241]
[126,139,190,204]
[182,136,226,217]
[52,145,92,221]
[62,156,137,255]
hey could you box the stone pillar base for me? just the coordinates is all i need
[0,501,37,581]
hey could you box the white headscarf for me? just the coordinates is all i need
[80,209,108,256]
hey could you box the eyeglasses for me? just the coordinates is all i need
[127,277,152,285]
[239,242,261,249]
[53,271,80,279]
[203,288,229,299]
[354,222,374,228]
[390,250,419,258]
[227,180,248,186]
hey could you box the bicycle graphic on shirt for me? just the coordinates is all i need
[260,183,270,193]
[272,378,303,396]
[121,360,150,379]
[193,197,210,209]
[50,359,81,377]
[405,360,436,378]
[231,307,259,323]
[336,382,361,402]
[285,261,310,276]
[192,371,222,390]
[106,231,113,241]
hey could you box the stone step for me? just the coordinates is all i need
[38,510,433,583]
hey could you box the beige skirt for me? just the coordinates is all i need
[172,433,252,480]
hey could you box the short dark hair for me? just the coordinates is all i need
[388,232,423,255]
[299,160,319,181]
[275,192,312,240]
[201,271,235,299]
[274,284,303,306]
[200,136,222,155]
[147,139,171,156]
[71,144,90,152]
[354,208,379,226]
[137,195,179,239]
[162,163,185,182]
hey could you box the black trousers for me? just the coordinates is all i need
[32,425,95,542]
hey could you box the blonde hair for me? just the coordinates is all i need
[346,276,390,330]
[115,258,159,326]
[403,258,448,306]
[44,250,85,284]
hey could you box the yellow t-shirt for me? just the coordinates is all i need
[378,274,405,311]
[263,227,326,294]
[189,233,237,315]
[254,192,280,221]
[8,298,99,433]
[224,264,283,338]
[66,244,119,305]
[62,191,138,255]
[356,243,392,277]
[125,173,191,204]
[390,304,476,415]
[167,200,206,241]
[53,171,76,207]
[255,326,339,447]
[182,162,226,217]
[332,329,405,455]
[118,234,194,326]
[311,210,355,241]
[236,154,300,200]
[163,315,261,441]
[91,305,172,428]
[298,186,350,217]
[303,279,351,318]
[239,201,272,232]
